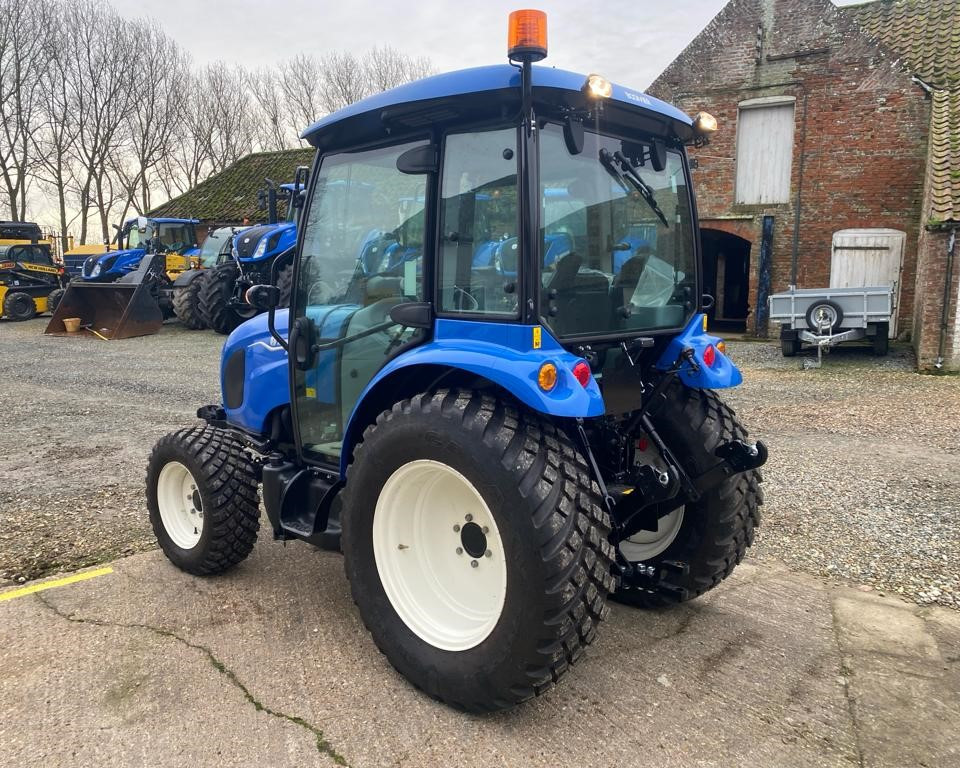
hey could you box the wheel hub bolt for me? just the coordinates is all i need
[485,550,492,558]
[464,514,473,522]
[453,524,461,532]
[470,560,478,568]
[456,547,463,555]
[482,526,489,534]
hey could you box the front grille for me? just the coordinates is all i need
[63,254,86,276]
[234,225,273,259]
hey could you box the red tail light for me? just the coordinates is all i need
[572,360,591,387]
[703,344,716,367]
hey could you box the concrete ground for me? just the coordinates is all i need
[2,544,957,768]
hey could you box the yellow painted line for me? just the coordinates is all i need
[0,566,113,603]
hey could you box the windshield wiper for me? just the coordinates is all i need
[599,148,669,228]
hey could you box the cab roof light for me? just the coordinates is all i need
[508,9,547,62]
[693,112,718,136]
[583,74,613,99]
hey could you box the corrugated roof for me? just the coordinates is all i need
[848,0,960,89]
[928,89,960,225]
[847,0,960,225]
[149,149,315,222]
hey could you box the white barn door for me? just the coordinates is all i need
[830,228,905,337]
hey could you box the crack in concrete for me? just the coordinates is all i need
[829,597,866,768]
[35,592,349,766]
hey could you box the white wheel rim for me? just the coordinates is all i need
[618,506,685,562]
[157,461,204,549]
[373,460,507,652]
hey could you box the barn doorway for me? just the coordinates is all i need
[700,229,751,332]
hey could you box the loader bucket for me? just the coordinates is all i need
[44,280,163,339]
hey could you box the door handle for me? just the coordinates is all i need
[290,316,316,370]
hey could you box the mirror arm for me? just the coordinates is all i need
[267,247,296,351]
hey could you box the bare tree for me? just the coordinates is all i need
[279,54,325,132]
[320,51,367,112]
[62,0,138,243]
[196,62,257,175]
[120,18,191,214]
[32,1,81,251]
[0,0,48,220]
[248,68,293,151]
[364,45,434,94]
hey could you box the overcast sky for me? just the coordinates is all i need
[106,0,865,91]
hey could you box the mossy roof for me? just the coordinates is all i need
[149,149,315,223]
[847,0,960,224]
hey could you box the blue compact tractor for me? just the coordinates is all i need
[146,11,766,712]
[200,171,308,334]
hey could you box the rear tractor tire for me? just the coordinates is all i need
[146,425,260,576]
[2,291,36,321]
[341,390,616,712]
[614,384,763,609]
[173,274,207,330]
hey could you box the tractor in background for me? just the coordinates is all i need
[200,169,308,334]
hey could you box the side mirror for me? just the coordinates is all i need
[246,284,280,311]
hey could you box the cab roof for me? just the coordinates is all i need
[301,64,693,149]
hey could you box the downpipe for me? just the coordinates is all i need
[935,227,956,370]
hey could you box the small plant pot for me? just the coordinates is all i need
[63,317,82,333]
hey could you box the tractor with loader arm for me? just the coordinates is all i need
[146,10,767,712]
[46,216,207,338]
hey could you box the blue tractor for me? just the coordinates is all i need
[200,171,307,334]
[145,11,766,712]
[72,217,200,282]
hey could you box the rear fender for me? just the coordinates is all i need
[340,318,603,476]
[656,313,742,389]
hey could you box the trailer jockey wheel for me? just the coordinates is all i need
[804,300,843,333]
[340,389,616,713]
[3,291,36,321]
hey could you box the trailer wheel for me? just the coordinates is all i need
[805,299,843,333]
[146,425,260,575]
[46,288,66,315]
[341,390,616,712]
[200,263,246,335]
[2,291,36,321]
[615,384,763,609]
[173,274,206,330]
[872,322,889,356]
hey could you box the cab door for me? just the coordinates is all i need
[290,140,431,466]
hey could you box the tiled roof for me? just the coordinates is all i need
[847,0,960,224]
[149,149,315,222]
[847,0,960,89]
[928,90,960,225]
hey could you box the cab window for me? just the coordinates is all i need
[438,128,519,316]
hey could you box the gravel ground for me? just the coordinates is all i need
[1,317,957,609]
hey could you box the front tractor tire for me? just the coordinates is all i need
[341,390,616,712]
[614,385,764,609]
[146,425,260,575]
[173,274,207,330]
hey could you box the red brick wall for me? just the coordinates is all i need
[649,0,930,337]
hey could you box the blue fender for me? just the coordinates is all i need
[656,313,743,389]
[340,318,603,475]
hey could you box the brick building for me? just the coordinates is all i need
[648,0,959,370]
